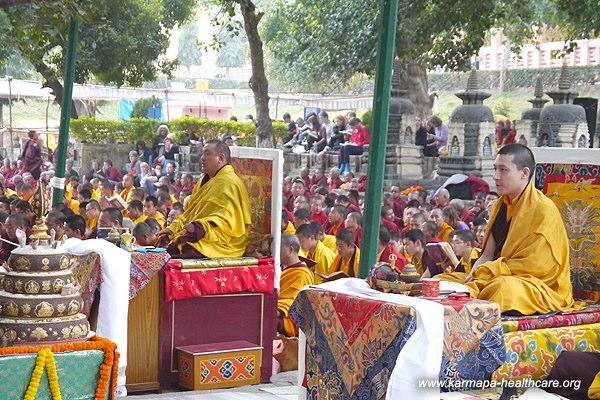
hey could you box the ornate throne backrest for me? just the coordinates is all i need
[230,146,283,263]
[533,147,600,302]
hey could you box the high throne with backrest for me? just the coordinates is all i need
[158,146,283,389]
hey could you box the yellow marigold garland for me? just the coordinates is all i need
[23,348,62,400]
[0,336,118,400]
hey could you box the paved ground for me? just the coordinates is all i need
[128,371,298,400]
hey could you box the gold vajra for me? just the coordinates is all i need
[389,253,397,270]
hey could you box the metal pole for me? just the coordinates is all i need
[165,88,170,122]
[46,96,50,131]
[358,0,399,278]
[52,17,79,205]
[7,76,13,159]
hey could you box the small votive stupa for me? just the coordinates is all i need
[537,63,589,147]
[438,69,495,180]
[0,218,89,345]
[518,75,550,146]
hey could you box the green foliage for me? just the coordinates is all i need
[4,50,38,80]
[360,109,373,135]
[215,28,246,71]
[493,99,512,117]
[5,0,195,92]
[70,116,288,147]
[263,0,564,94]
[178,23,202,68]
[0,12,15,70]
[70,118,160,144]
[428,65,600,91]
[131,96,163,119]
[552,0,599,39]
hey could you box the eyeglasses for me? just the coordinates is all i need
[450,240,465,246]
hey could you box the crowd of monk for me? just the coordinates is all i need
[277,143,579,336]
[0,132,579,343]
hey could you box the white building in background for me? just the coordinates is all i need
[476,31,600,70]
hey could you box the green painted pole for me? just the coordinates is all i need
[358,0,399,278]
[53,17,79,205]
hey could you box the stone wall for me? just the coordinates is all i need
[78,143,135,175]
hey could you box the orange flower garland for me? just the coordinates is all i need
[400,185,424,196]
[0,336,119,400]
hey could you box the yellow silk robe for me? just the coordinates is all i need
[300,241,336,284]
[322,234,337,254]
[147,211,166,229]
[132,215,147,225]
[278,264,314,336]
[167,165,251,258]
[330,246,361,277]
[590,372,600,399]
[467,181,580,315]
[283,222,296,234]
[66,199,79,215]
[120,187,132,203]
[438,223,453,242]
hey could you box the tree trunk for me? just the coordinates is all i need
[239,0,273,148]
[35,62,80,119]
[399,61,434,118]
[500,40,511,92]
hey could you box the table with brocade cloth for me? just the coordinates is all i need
[290,285,506,400]
[71,250,171,392]
[73,251,171,315]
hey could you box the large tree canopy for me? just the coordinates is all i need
[202,0,273,147]
[215,28,247,72]
[178,22,203,69]
[264,0,592,115]
[2,0,195,110]
[266,0,541,92]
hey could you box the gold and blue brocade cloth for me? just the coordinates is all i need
[291,290,505,398]
[0,349,109,400]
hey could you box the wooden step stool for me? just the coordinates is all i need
[177,340,263,391]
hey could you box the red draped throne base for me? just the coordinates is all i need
[160,258,277,387]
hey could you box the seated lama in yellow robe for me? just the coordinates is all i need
[166,164,251,258]
[299,241,336,284]
[278,262,314,336]
[466,181,581,315]
[330,246,360,278]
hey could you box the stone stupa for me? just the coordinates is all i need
[537,63,589,147]
[437,69,496,180]
[381,59,422,184]
[518,75,550,146]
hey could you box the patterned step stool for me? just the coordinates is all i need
[177,341,262,391]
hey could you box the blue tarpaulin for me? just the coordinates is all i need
[119,100,165,121]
